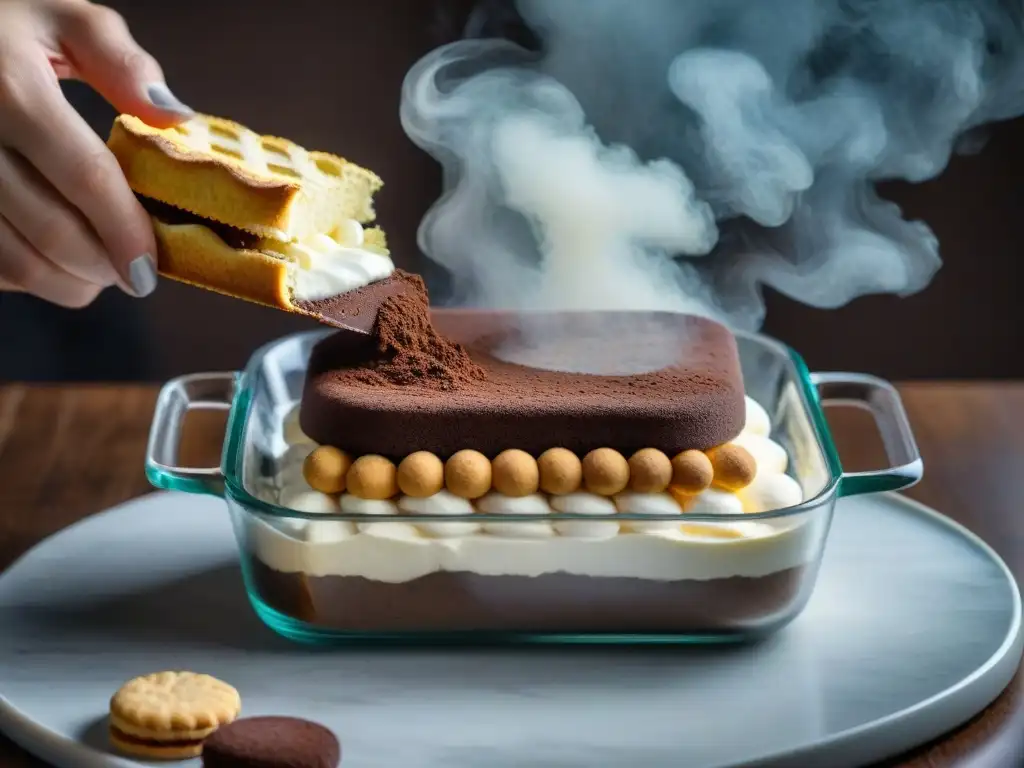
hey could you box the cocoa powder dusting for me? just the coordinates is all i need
[351,275,485,390]
[302,308,746,456]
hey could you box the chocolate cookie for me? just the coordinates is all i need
[201,716,340,768]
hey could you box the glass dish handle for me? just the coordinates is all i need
[810,372,923,497]
[145,372,238,497]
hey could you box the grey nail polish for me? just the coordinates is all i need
[145,83,194,117]
[128,253,158,297]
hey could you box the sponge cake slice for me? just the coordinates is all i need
[107,113,401,329]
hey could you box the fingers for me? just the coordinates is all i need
[0,147,118,287]
[0,42,159,297]
[0,213,103,308]
[56,1,192,128]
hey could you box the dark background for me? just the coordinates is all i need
[1,0,1021,382]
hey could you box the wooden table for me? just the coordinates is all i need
[0,382,1020,767]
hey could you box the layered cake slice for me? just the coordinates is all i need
[107,113,409,332]
[249,276,817,636]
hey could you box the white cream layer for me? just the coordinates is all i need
[271,220,395,301]
[250,511,818,583]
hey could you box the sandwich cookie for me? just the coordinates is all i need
[108,670,241,759]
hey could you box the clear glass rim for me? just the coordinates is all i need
[220,325,843,522]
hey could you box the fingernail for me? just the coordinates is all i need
[127,253,158,297]
[145,83,194,117]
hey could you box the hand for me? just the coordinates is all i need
[0,0,191,307]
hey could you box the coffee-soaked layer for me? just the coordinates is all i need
[250,562,806,634]
[300,309,746,458]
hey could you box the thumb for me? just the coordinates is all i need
[56,4,192,128]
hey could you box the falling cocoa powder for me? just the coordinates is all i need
[350,272,485,390]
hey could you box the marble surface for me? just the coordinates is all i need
[0,492,1019,768]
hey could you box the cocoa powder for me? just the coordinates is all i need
[351,272,485,390]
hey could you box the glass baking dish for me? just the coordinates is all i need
[145,310,922,645]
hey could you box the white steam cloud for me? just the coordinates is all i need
[401,0,1024,330]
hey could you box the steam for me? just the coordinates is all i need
[401,0,1024,330]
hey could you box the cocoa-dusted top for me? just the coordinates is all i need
[299,310,747,459]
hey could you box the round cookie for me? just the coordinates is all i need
[109,671,241,760]
[537,448,582,494]
[492,449,540,497]
[445,449,492,499]
[201,716,340,768]
[670,449,714,494]
[627,448,672,493]
[397,451,445,497]
[582,448,630,496]
[707,444,757,491]
[346,455,398,500]
[302,446,351,495]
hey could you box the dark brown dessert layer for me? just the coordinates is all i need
[300,310,746,458]
[138,195,261,250]
[250,562,806,635]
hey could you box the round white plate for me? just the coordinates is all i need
[0,491,1019,768]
